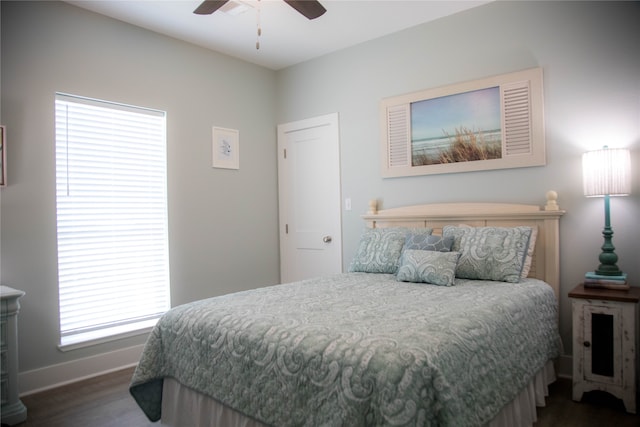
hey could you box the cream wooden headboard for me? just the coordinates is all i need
[362,191,565,299]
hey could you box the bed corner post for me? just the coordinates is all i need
[365,199,378,228]
[543,190,563,300]
[367,199,378,215]
[544,190,559,211]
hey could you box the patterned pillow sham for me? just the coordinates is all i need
[443,225,533,283]
[396,250,460,286]
[520,226,538,279]
[404,233,454,252]
[348,227,432,274]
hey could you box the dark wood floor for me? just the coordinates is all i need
[15,367,156,427]
[534,378,638,427]
[11,367,639,426]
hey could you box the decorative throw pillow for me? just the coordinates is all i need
[404,234,454,252]
[348,227,432,274]
[443,225,533,283]
[396,250,460,286]
[520,226,538,279]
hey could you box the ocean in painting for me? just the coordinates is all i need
[410,86,502,165]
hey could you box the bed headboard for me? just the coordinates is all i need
[362,191,565,299]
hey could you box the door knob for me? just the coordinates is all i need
[323,236,332,243]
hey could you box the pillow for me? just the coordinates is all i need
[348,227,432,274]
[443,225,533,283]
[404,233,454,252]
[396,250,460,286]
[520,226,538,279]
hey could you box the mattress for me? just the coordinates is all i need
[130,272,561,426]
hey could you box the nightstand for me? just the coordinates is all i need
[1,286,27,425]
[569,284,640,414]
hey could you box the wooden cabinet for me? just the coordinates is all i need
[1,286,27,425]
[569,284,639,414]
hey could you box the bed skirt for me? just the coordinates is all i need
[159,360,556,427]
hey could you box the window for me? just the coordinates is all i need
[55,93,170,350]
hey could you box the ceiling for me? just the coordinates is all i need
[64,0,491,70]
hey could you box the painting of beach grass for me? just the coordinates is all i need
[410,86,502,166]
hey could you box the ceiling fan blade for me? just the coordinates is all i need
[283,0,326,20]
[194,0,229,15]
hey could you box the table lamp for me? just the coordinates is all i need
[582,146,631,282]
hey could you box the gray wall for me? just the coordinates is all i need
[276,0,640,362]
[1,0,639,385]
[1,1,279,374]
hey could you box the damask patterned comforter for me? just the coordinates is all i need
[130,273,561,426]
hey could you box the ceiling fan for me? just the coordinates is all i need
[194,0,327,20]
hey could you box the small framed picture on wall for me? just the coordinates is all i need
[212,126,239,170]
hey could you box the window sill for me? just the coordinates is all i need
[58,319,158,352]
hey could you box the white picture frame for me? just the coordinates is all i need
[212,126,239,170]
[380,67,545,178]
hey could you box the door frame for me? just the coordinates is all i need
[277,113,342,283]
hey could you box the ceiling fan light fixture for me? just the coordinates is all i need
[220,1,252,16]
[195,0,325,20]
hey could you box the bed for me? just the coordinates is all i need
[130,192,565,427]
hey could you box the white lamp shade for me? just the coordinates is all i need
[582,147,631,197]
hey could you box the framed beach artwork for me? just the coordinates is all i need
[380,67,546,178]
[0,126,6,187]
[212,126,239,170]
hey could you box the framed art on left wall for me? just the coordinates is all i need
[212,126,239,170]
[1,126,6,187]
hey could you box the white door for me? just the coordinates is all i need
[277,113,342,283]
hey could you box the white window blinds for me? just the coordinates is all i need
[55,93,170,349]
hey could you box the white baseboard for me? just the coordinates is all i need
[18,344,144,396]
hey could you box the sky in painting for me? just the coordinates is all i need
[411,86,501,141]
